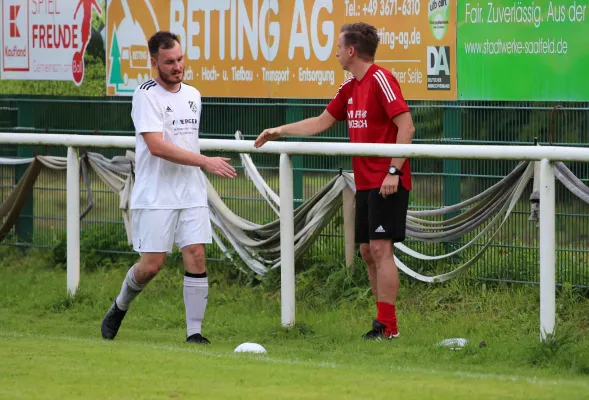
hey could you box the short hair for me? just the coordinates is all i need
[148,31,180,57]
[340,23,379,61]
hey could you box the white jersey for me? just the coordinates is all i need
[130,79,208,210]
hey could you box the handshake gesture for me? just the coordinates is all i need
[254,127,281,148]
[203,157,237,178]
[201,125,283,178]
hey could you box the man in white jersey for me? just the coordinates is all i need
[101,31,236,344]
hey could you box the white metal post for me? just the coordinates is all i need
[67,147,80,296]
[279,153,295,327]
[539,158,556,340]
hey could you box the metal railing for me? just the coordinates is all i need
[3,132,589,342]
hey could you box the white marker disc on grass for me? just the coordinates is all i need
[234,343,267,354]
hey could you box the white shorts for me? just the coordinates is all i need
[131,207,212,253]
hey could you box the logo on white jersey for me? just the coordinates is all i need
[188,101,198,114]
[171,117,198,135]
[166,106,173,113]
[172,119,198,126]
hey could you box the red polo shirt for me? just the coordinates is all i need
[326,63,412,191]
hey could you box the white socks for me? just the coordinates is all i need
[183,272,209,337]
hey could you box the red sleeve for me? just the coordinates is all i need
[373,69,410,119]
[326,79,351,121]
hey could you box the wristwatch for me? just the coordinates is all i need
[388,166,403,176]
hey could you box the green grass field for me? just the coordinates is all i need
[1,247,589,399]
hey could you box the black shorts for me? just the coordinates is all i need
[355,184,409,244]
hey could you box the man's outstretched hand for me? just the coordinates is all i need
[254,128,281,148]
[204,157,237,178]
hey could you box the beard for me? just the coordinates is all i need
[158,67,183,85]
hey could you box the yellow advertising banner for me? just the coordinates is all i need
[106,0,456,99]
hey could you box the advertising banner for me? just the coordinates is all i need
[458,0,589,101]
[106,0,457,99]
[0,0,106,96]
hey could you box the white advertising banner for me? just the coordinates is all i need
[1,0,103,86]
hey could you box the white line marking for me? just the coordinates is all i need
[1,330,587,389]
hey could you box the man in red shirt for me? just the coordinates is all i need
[254,22,415,340]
